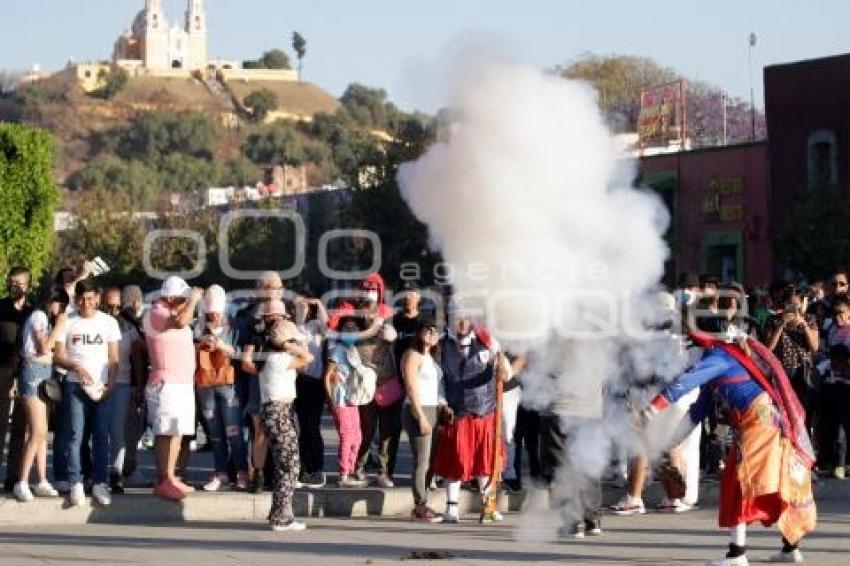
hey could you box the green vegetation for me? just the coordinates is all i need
[243,49,292,70]
[292,32,307,81]
[91,67,129,100]
[244,88,279,123]
[0,123,61,279]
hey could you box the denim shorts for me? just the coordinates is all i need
[18,360,53,398]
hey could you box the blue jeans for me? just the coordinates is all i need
[63,381,109,484]
[52,373,70,482]
[106,383,132,476]
[198,384,248,474]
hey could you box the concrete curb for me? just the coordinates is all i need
[0,479,845,526]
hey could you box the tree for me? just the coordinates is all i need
[244,89,279,123]
[219,157,262,187]
[774,184,850,280]
[0,123,61,280]
[68,155,162,206]
[304,110,384,184]
[158,154,219,193]
[243,122,306,165]
[91,67,129,100]
[292,32,307,81]
[106,111,220,161]
[244,49,292,70]
[53,188,147,284]
[339,83,401,131]
[557,54,766,145]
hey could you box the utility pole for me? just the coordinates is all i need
[722,91,728,146]
[748,32,757,141]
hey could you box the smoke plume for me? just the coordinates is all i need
[398,50,689,537]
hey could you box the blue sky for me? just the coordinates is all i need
[2,0,849,113]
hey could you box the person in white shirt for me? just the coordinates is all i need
[401,317,445,523]
[53,280,120,508]
[258,319,313,532]
[13,290,69,502]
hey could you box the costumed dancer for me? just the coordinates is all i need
[432,313,511,524]
[642,330,817,566]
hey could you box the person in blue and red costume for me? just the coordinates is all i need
[432,312,512,524]
[642,329,817,566]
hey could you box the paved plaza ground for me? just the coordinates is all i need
[1,498,848,565]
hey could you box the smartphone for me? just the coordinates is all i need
[90,256,110,276]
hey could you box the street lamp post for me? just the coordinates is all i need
[748,32,757,141]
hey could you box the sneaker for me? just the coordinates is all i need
[174,477,195,494]
[610,496,646,516]
[411,504,443,523]
[442,508,460,524]
[250,470,265,494]
[339,474,367,488]
[376,475,395,488]
[68,483,86,507]
[707,556,748,566]
[154,479,186,501]
[558,522,585,539]
[235,472,249,491]
[272,520,307,532]
[834,466,846,480]
[657,497,694,513]
[584,519,602,536]
[109,473,125,494]
[502,479,523,493]
[54,480,71,494]
[203,473,228,492]
[92,483,112,506]
[13,482,34,502]
[32,481,59,497]
[768,549,804,563]
[302,472,326,489]
[480,509,504,523]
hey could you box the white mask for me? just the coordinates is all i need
[366,290,379,303]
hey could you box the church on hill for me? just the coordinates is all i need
[113,0,209,73]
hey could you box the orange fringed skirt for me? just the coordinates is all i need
[719,394,817,544]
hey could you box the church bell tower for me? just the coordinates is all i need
[144,0,169,70]
[185,0,208,70]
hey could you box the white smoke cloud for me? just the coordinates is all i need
[397,49,688,538]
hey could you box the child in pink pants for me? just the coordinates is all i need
[323,316,368,487]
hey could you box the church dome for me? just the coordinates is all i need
[131,9,147,36]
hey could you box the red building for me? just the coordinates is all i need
[639,142,772,287]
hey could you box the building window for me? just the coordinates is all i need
[807,129,838,188]
[84,71,91,78]
[172,60,183,69]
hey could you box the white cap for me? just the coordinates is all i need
[205,285,226,314]
[161,276,190,298]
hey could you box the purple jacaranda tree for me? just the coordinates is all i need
[557,54,766,148]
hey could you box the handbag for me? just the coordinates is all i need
[374,375,405,407]
[38,378,63,403]
[195,348,235,388]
